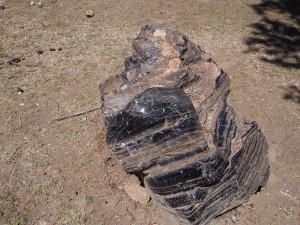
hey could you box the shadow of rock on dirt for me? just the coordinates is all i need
[245,0,300,69]
[281,85,300,104]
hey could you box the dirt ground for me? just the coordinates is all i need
[0,0,299,224]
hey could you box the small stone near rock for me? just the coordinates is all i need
[124,183,150,204]
[11,58,21,63]
[17,87,24,94]
[37,1,43,7]
[86,10,94,18]
[0,1,5,10]
[57,47,62,51]
[30,1,35,6]
[8,57,21,65]
[230,216,237,223]
[49,48,56,51]
[37,49,44,54]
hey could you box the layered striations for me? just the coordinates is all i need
[100,25,269,225]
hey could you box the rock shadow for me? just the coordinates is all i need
[282,85,300,104]
[245,0,300,69]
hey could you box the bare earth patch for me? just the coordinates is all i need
[0,0,299,225]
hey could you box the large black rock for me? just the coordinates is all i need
[100,25,269,225]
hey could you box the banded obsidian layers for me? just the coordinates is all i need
[106,87,214,174]
[100,25,269,225]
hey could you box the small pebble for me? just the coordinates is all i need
[0,1,5,10]
[30,1,35,6]
[8,57,21,65]
[86,9,94,18]
[37,1,42,7]
[17,87,24,94]
[37,49,44,54]
[230,215,237,223]
[38,221,47,225]
[49,48,56,51]
[57,47,62,51]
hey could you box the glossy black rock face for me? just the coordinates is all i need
[100,25,269,225]
[107,87,198,144]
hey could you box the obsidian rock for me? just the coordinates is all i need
[100,25,269,225]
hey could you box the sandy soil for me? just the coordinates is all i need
[0,0,299,224]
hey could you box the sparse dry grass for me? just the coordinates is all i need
[0,0,299,224]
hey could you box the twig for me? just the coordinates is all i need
[51,107,99,122]
[242,203,255,210]
[105,172,116,189]
[18,116,22,128]
[280,191,294,200]
[244,219,250,225]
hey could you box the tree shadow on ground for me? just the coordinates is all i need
[245,0,300,69]
[281,85,300,104]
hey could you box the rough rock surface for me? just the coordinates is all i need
[100,25,270,225]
